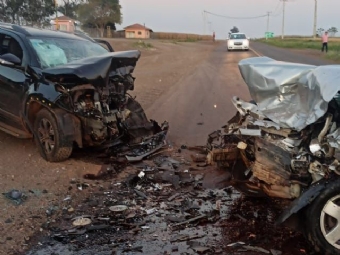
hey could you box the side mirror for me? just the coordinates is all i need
[0,53,21,66]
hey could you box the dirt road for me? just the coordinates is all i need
[0,39,313,255]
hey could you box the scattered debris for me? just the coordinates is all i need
[109,205,129,212]
[2,189,27,205]
[72,217,92,226]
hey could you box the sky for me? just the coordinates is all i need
[117,0,340,39]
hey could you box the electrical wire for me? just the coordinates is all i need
[271,2,283,17]
[204,10,267,20]
[272,1,281,15]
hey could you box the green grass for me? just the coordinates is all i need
[132,40,154,49]
[257,38,340,61]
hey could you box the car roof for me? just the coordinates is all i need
[0,23,88,41]
[230,33,246,35]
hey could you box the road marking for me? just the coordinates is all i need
[250,47,263,57]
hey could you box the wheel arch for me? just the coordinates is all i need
[275,177,338,225]
[26,100,83,148]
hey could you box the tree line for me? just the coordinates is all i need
[317,27,338,37]
[0,0,122,37]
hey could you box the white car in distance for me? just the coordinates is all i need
[227,33,250,51]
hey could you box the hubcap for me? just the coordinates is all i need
[320,194,340,249]
[37,118,55,154]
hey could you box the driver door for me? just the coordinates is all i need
[0,33,29,132]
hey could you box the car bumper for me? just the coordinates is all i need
[228,46,249,50]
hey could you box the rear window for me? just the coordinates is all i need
[230,34,246,39]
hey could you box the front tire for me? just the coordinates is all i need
[33,109,73,162]
[305,179,340,255]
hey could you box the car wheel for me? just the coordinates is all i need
[305,179,340,255]
[33,109,73,162]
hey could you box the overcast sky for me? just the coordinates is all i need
[117,0,339,39]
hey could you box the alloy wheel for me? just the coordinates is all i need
[37,118,55,154]
[320,194,340,249]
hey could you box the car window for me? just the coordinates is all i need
[230,34,246,40]
[28,37,109,69]
[0,35,23,62]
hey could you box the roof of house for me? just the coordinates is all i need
[124,23,153,32]
[52,15,74,21]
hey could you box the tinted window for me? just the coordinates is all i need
[28,37,109,69]
[230,34,246,39]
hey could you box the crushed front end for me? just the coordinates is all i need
[206,57,340,200]
[42,50,168,159]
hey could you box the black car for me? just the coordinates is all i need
[0,24,167,162]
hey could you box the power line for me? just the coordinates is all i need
[271,2,283,17]
[272,1,281,15]
[204,10,267,20]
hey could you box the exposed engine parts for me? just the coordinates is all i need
[206,96,340,200]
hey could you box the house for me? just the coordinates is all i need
[124,23,153,39]
[50,16,76,33]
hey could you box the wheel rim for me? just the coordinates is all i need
[320,194,340,249]
[37,118,55,154]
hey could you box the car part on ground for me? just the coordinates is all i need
[206,56,340,254]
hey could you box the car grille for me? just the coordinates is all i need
[234,42,243,46]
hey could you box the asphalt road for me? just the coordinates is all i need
[147,43,253,146]
[147,40,338,147]
[250,41,334,65]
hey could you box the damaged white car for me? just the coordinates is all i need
[207,57,340,254]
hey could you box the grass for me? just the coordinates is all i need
[257,38,340,61]
[132,40,154,49]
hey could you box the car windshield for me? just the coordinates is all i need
[29,37,109,69]
[230,34,246,39]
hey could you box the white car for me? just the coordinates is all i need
[227,33,249,51]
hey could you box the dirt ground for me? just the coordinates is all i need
[0,39,315,255]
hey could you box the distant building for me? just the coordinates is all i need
[51,16,75,33]
[124,23,153,39]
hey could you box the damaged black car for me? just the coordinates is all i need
[207,57,340,254]
[0,24,167,162]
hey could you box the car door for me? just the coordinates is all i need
[0,32,29,131]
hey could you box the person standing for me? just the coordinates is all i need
[322,31,329,53]
[213,31,215,42]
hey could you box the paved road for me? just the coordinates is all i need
[147,43,253,146]
[251,41,334,65]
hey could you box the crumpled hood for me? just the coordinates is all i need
[238,57,340,131]
[42,50,141,87]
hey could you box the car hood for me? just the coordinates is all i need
[42,50,141,87]
[238,57,340,131]
[229,39,247,42]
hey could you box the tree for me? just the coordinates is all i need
[327,27,338,37]
[58,0,82,19]
[0,0,55,26]
[22,0,55,27]
[316,28,324,37]
[77,0,122,37]
[230,26,239,33]
[0,0,25,23]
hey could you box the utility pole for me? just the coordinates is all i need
[266,12,271,33]
[313,0,318,39]
[266,11,272,40]
[54,0,58,30]
[281,0,287,39]
[203,11,206,35]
